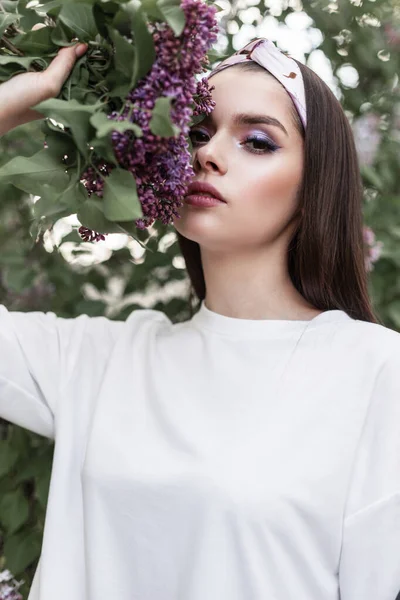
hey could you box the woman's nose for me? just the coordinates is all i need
[193,138,227,175]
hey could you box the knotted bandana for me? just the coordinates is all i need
[207,38,307,130]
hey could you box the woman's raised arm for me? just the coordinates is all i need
[0,31,114,439]
[0,24,87,136]
[0,306,127,438]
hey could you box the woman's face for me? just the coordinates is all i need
[172,67,305,253]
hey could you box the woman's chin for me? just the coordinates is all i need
[172,212,219,243]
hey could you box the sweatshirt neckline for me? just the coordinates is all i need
[190,300,352,337]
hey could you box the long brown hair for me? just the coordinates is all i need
[176,58,382,324]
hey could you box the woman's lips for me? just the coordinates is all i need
[186,181,226,203]
[184,194,226,207]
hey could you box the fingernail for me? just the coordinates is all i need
[75,43,88,58]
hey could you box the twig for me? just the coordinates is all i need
[0,16,57,72]
[1,34,24,56]
[1,35,48,72]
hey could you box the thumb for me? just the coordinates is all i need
[42,43,88,93]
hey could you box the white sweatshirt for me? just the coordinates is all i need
[0,300,399,600]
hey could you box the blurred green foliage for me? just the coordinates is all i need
[1,0,399,596]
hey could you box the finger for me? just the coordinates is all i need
[42,44,87,92]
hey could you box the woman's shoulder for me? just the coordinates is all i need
[351,316,400,343]
[339,315,400,367]
[125,306,172,325]
[122,307,174,336]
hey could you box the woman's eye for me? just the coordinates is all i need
[244,136,278,154]
[188,130,278,154]
[188,130,208,145]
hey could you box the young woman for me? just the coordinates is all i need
[0,33,399,600]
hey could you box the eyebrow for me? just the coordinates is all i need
[232,112,288,136]
[202,111,289,137]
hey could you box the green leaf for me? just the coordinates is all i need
[149,96,180,137]
[0,441,19,479]
[0,149,69,196]
[35,467,51,508]
[3,266,36,293]
[0,64,21,80]
[361,164,384,191]
[0,475,17,498]
[0,247,27,268]
[111,4,133,37]
[63,58,91,102]
[133,7,156,84]
[387,300,400,329]
[16,0,42,30]
[139,0,164,20]
[157,0,186,36]
[58,3,98,43]
[123,3,156,86]
[207,49,229,62]
[0,12,20,38]
[190,113,207,127]
[33,0,63,17]
[58,179,88,210]
[107,26,136,83]
[9,426,31,458]
[2,1,20,14]
[50,19,75,46]
[0,55,48,71]
[90,110,143,139]
[41,123,78,163]
[0,489,30,535]
[89,136,119,165]
[4,529,42,575]
[14,446,53,484]
[93,2,120,38]
[212,2,225,12]
[77,197,128,234]
[104,71,132,100]
[115,219,146,240]
[11,444,53,509]
[103,168,143,221]
[33,179,86,220]
[32,98,103,159]
[11,25,56,55]
[58,229,85,244]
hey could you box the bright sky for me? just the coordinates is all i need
[212,0,359,96]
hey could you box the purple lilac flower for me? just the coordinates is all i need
[79,226,106,243]
[79,0,218,242]
[363,225,384,272]
[352,113,382,167]
[193,78,216,116]
[0,570,24,600]
[384,22,400,48]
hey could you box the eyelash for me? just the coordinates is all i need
[188,129,279,155]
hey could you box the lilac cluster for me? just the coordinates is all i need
[79,0,218,242]
[79,224,106,243]
[193,78,216,116]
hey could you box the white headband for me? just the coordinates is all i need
[208,38,307,130]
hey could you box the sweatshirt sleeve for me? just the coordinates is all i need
[338,346,400,599]
[0,304,126,439]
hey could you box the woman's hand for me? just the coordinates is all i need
[0,24,88,135]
